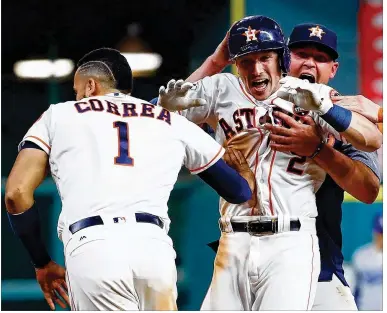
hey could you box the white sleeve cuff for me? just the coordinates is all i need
[189,146,225,175]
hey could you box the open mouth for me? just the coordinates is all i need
[299,73,316,83]
[252,78,269,91]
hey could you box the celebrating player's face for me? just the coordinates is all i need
[289,46,339,84]
[235,51,282,101]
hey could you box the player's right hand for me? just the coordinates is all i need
[157,79,207,112]
[223,148,260,213]
[211,31,232,68]
[332,95,381,124]
[35,261,70,310]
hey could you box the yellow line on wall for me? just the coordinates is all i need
[230,0,245,75]
[344,185,383,203]
[230,0,245,24]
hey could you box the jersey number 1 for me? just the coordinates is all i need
[113,121,134,166]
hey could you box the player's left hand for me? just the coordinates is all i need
[35,261,70,310]
[158,79,207,112]
[264,111,323,157]
[223,148,259,211]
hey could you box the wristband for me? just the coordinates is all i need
[321,105,352,132]
[7,203,51,268]
[309,140,325,159]
[378,107,383,123]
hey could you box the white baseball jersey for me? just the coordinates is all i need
[352,243,383,310]
[182,73,343,218]
[19,93,224,239]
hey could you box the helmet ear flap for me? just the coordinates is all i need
[280,45,291,73]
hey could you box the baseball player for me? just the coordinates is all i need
[5,48,258,311]
[155,16,381,310]
[282,23,381,311]
[170,21,382,310]
[286,23,383,135]
[352,212,383,310]
[154,16,378,310]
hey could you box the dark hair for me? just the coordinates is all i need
[77,48,133,93]
[77,60,116,89]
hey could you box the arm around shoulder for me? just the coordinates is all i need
[313,143,380,204]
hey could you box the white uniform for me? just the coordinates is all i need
[352,243,383,310]
[19,92,224,310]
[181,73,343,310]
[313,274,358,310]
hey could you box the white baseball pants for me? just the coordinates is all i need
[63,219,177,311]
[201,218,320,310]
[313,274,358,310]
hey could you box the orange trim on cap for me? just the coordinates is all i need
[190,146,223,173]
[377,123,383,133]
[25,136,51,151]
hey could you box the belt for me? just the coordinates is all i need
[219,218,301,235]
[69,212,164,234]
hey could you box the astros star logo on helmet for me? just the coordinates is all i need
[308,26,325,40]
[242,26,260,42]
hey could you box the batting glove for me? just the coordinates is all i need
[157,79,207,112]
[277,76,334,115]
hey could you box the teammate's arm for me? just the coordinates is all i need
[337,110,382,151]
[276,77,382,152]
[186,32,231,83]
[198,155,254,205]
[316,107,382,152]
[266,112,380,203]
[178,115,255,206]
[332,95,383,124]
[6,147,47,214]
[332,95,383,133]
[312,144,380,204]
[5,146,69,310]
[5,106,69,310]
[198,148,257,207]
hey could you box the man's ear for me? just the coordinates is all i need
[329,61,339,79]
[85,78,97,97]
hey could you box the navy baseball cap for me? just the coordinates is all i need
[373,212,383,234]
[288,23,339,60]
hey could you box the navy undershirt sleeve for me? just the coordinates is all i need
[19,141,45,152]
[198,158,252,204]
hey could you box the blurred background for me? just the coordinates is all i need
[1,0,383,310]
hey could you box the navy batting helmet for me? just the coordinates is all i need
[228,16,290,73]
[373,211,383,234]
